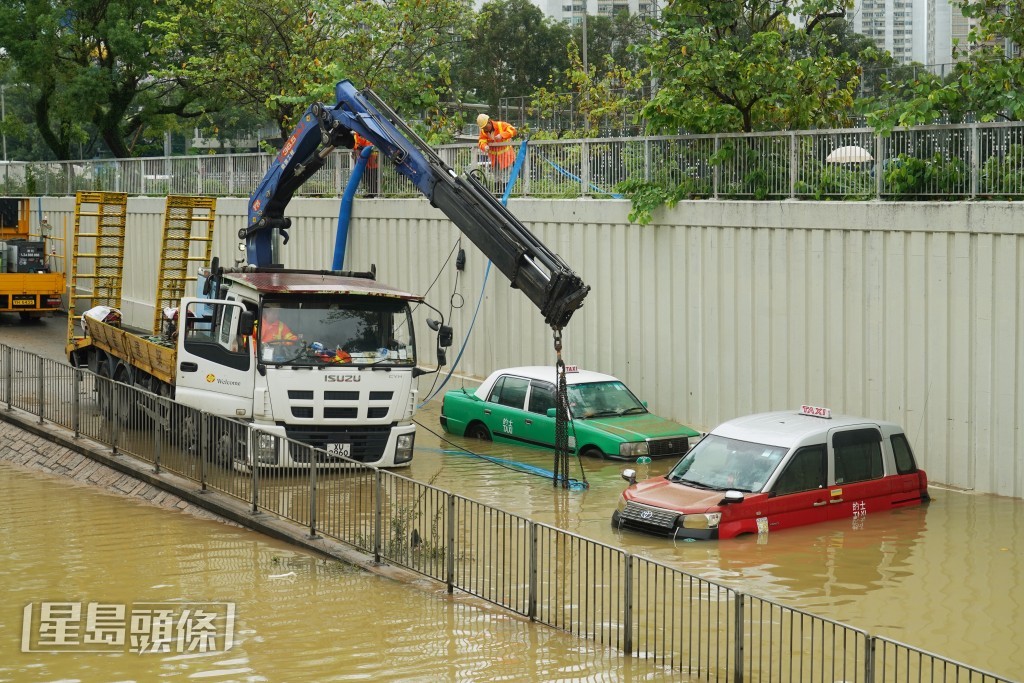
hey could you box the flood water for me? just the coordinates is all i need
[408,398,1024,680]
[3,314,1023,680]
[0,461,676,682]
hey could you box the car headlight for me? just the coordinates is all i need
[254,432,278,465]
[678,512,722,529]
[395,433,415,464]
[619,441,650,458]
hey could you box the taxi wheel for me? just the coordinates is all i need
[466,422,492,441]
[581,447,607,460]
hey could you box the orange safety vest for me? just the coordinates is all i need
[260,320,297,342]
[479,120,517,169]
[352,133,379,169]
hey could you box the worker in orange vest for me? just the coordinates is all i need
[352,132,379,198]
[260,306,297,343]
[477,114,517,196]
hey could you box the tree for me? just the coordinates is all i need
[567,10,650,80]
[0,0,209,159]
[530,41,647,137]
[451,0,570,110]
[151,0,472,144]
[636,0,861,133]
[865,0,1024,128]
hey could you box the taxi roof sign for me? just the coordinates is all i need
[800,405,832,419]
[564,365,579,373]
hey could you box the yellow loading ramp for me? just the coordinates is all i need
[151,195,216,334]
[65,191,129,352]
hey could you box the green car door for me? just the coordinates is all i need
[484,374,558,449]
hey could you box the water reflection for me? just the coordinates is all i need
[0,462,681,682]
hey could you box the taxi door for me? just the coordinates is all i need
[825,425,889,522]
[760,445,829,533]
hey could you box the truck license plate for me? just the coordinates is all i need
[12,297,34,307]
[325,443,351,459]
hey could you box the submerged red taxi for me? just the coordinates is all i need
[612,406,930,540]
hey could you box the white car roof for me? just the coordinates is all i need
[712,410,905,449]
[475,366,619,399]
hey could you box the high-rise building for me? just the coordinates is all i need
[850,0,964,72]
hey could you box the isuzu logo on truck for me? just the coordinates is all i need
[325,375,361,383]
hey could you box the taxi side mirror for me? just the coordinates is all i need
[719,490,745,505]
[621,468,637,486]
[546,408,556,418]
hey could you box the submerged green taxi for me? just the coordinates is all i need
[439,366,700,460]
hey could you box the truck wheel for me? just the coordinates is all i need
[18,312,41,323]
[466,422,491,441]
[113,366,141,429]
[95,364,114,420]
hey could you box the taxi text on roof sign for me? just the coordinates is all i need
[800,405,832,418]
[564,365,579,373]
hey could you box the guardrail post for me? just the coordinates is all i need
[969,123,979,199]
[374,470,383,564]
[308,450,317,538]
[875,131,884,198]
[789,132,797,198]
[623,553,633,656]
[713,136,720,198]
[72,369,81,437]
[3,346,10,410]
[865,634,876,682]
[111,380,120,455]
[734,592,745,683]
[528,522,538,620]
[153,396,162,474]
[580,140,590,197]
[250,430,261,513]
[199,414,207,491]
[446,494,455,595]
[37,356,45,424]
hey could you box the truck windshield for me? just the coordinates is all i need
[258,297,415,367]
[566,381,646,419]
[667,434,787,492]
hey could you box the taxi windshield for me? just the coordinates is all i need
[566,381,646,419]
[667,434,787,492]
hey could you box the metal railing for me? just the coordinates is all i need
[0,343,1015,682]
[5,121,1024,201]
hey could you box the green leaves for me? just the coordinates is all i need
[636,0,859,134]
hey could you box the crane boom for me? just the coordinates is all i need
[244,80,589,329]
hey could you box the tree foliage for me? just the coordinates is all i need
[865,0,1024,128]
[636,0,861,133]
[451,0,570,110]
[530,41,647,137]
[150,0,473,143]
[0,0,208,159]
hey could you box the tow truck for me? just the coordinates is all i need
[69,81,589,469]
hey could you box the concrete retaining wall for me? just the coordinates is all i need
[32,196,1024,498]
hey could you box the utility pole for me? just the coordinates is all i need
[2,85,7,162]
[581,2,588,74]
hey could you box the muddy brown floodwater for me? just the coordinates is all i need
[2,312,1022,679]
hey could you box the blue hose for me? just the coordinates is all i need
[332,146,373,270]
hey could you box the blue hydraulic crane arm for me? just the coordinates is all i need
[243,79,590,330]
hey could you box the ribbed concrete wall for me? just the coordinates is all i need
[36,196,1024,498]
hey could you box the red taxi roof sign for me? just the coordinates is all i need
[564,365,579,373]
[800,405,832,418]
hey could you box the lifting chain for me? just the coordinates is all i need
[552,328,588,490]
